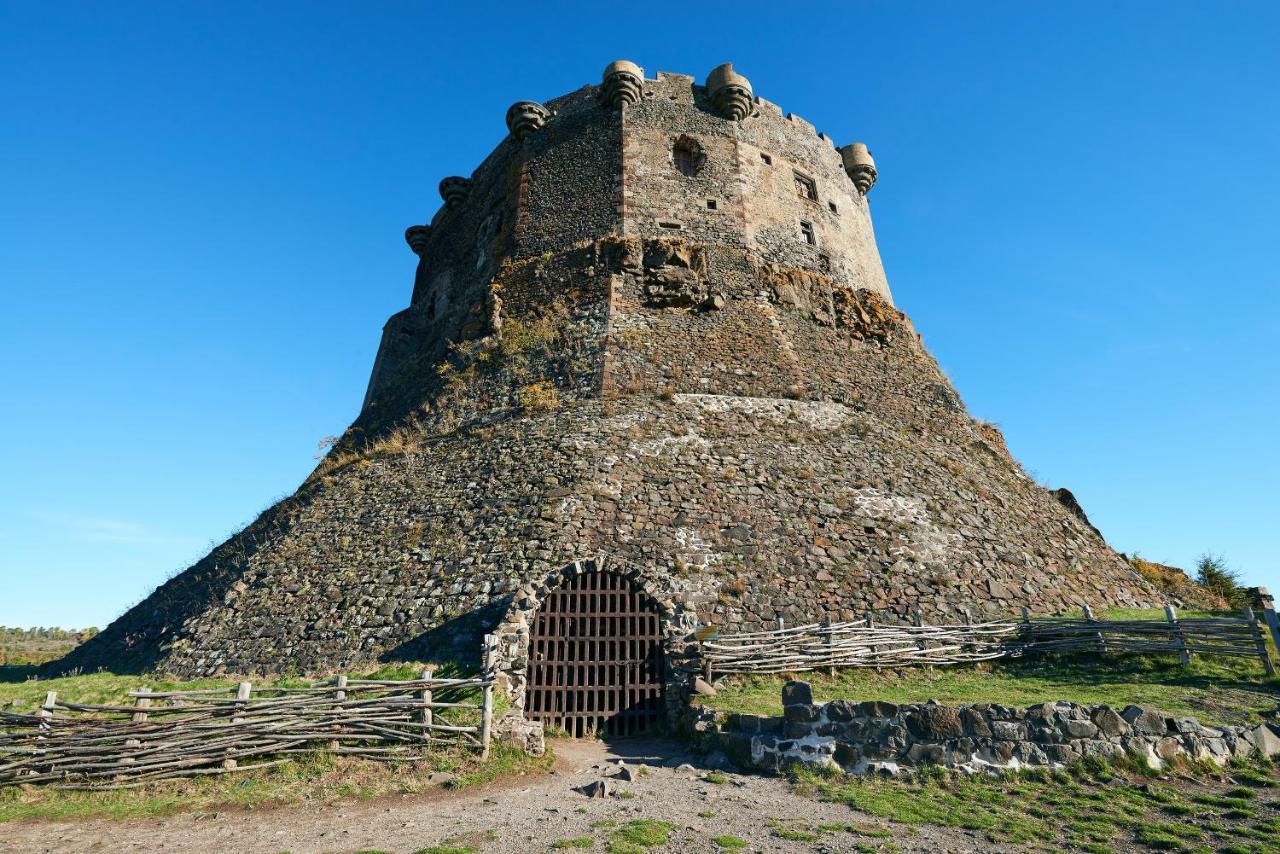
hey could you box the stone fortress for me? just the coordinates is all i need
[61,62,1162,720]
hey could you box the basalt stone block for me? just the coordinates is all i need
[906,743,947,765]
[991,721,1026,741]
[988,741,1015,763]
[907,705,963,740]
[1091,707,1129,737]
[1121,705,1168,735]
[816,722,841,737]
[1044,743,1080,763]
[834,741,862,766]
[784,720,815,739]
[961,707,992,738]
[1063,720,1099,739]
[1249,724,1280,758]
[785,703,820,723]
[782,680,813,707]
[826,699,857,722]
[1156,737,1184,760]
[860,700,899,718]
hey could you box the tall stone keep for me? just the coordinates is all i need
[62,63,1158,728]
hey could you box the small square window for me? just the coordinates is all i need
[828,201,839,215]
[706,199,717,210]
[760,152,773,166]
[799,220,816,246]
[794,171,818,202]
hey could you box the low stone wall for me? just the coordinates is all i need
[714,681,1280,776]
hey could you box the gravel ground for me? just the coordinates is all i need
[0,738,1006,853]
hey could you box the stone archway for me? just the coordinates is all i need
[525,569,664,736]
[488,556,698,735]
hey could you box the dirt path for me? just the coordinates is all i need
[0,739,1001,853]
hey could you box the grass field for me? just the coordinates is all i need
[788,757,1280,853]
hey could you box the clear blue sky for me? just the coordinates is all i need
[2,2,1277,629]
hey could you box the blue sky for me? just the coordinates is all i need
[1,2,1277,629]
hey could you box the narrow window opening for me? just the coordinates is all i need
[828,201,839,215]
[794,171,818,202]
[427,292,437,321]
[659,220,683,230]
[799,220,816,246]
[672,135,705,177]
[706,199,717,210]
[760,152,773,166]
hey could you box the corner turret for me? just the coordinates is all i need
[705,63,753,120]
[839,143,877,195]
[600,60,644,108]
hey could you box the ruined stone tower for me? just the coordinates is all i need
[62,63,1159,728]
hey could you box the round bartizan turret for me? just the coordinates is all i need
[839,143,877,195]
[404,225,431,256]
[438,176,472,208]
[506,101,551,140]
[600,60,643,108]
[705,62,753,121]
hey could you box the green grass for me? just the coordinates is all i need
[801,758,1280,851]
[700,650,1278,726]
[703,772,729,784]
[712,835,746,849]
[608,820,675,848]
[0,742,548,824]
[552,838,595,848]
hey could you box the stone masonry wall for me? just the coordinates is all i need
[712,681,1280,776]
[61,65,1163,710]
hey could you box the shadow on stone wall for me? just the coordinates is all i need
[379,601,508,672]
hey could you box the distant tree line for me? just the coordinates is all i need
[0,626,97,666]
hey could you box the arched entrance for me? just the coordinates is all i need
[524,569,665,737]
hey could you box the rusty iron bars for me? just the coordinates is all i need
[525,570,665,737]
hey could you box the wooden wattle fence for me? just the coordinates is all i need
[0,672,493,789]
[701,605,1277,678]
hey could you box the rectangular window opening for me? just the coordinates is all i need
[828,201,839,215]
[794,171,818,202]
[760,152,773,166]
[706,199,717,210]
[799,220,816,246]
[658,220,683,230]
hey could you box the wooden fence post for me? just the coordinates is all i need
[328,675,347,751]
[962,608,973,658]
[1083,604,1107,655]
[223,681,251,769]
[1021,606,1034,651]
[480,680,493,760]
[1251,587,1280,658]
[913,609,927,656]
[37,691,56,741]
[1164,604,1191,666]
[822,618,836,678]
[125,687,150,753]
[420,667,434,746]
[1243,606,1277,677]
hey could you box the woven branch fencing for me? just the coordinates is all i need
[701,605,1277,678]
[0,672,493,790]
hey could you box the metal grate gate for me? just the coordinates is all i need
[525,571,665,737]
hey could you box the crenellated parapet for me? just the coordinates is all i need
[600,60,643,108]
[839,143,877,196]
[705,62,753,121]
[505,100,552,140]
[438,176,471,208]
[404,225,431,256]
